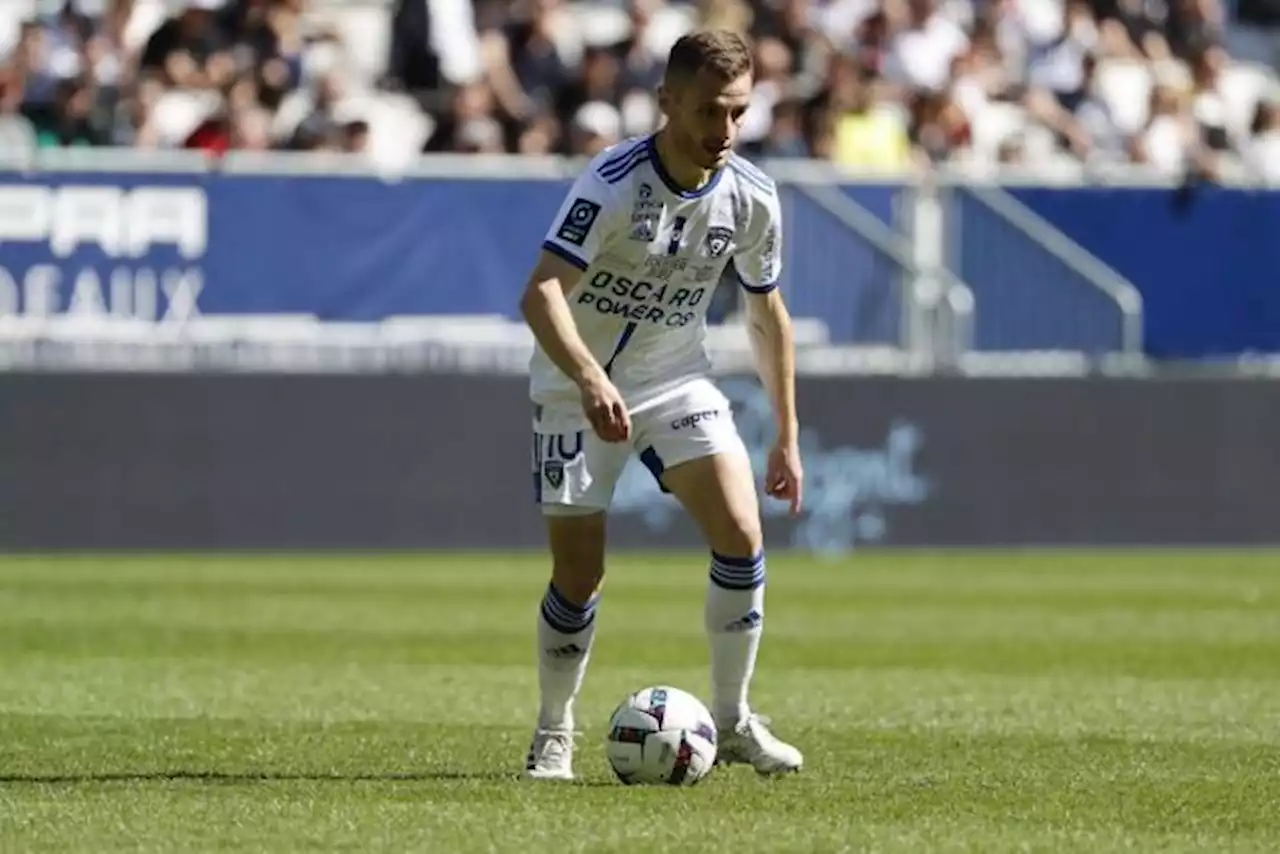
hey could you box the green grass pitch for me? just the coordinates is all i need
[1,550,1278,852]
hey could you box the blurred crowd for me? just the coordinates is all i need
[2,0,1280,180]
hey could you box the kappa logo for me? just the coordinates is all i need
[704,226,734,258]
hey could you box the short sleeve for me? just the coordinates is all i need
[541,170,620,272]
[732,188,783,294]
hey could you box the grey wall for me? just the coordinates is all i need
[1,373,1276,552]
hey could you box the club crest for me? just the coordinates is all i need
[543,460,565,489]
[703,226,734,258]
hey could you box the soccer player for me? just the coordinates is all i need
[519,29,803,780]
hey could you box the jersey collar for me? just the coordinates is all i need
[645,135,725,200]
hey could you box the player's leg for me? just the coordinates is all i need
[659,451,802,775]
[660,451,765,721]
[525,424,628,781]
[636,382,802,775]
[529,509,603,777]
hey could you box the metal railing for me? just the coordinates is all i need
[938,176,1144,359]
[764,159,975,371]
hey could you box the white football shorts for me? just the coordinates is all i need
[531,377,748,515]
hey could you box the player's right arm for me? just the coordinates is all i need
[519,170,631,442]
[520,252,606,393]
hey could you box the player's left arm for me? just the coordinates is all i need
[732,187,802,514]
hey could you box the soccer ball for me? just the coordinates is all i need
[604,685,718,785]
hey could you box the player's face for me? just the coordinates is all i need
[661,70,753,171]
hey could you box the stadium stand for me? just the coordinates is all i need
[1,0,1279,181]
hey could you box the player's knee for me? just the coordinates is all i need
[708,516,763,561]
[662,451,764,559]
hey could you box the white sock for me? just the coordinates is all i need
[705,551,766,728]
[536,582,598,731]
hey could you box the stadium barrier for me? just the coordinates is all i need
[2,151,1279,363]
[2,372,1276,553]
[1001,182,1280,359]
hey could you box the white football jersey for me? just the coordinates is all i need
[529,135,783,412]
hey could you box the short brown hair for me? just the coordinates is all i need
[663,29,754,85]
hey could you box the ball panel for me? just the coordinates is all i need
[604,685,719,786]
[668,734,695,785]
[606,700,662,782]
[607,702,661,734]
[652,688,705,731]
[683,732,717,783]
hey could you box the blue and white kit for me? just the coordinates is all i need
[529,135,784,514]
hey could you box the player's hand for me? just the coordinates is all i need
[765,440,803,516]
[579,372,631,443]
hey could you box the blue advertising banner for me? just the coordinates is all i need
[1,168,1278,356]
[1007,185,1280,358]
[0,172,908,345]
[0,173,566,322]
[0,174,212,322]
